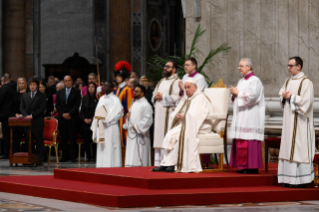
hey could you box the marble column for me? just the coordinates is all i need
[3,0,26,80]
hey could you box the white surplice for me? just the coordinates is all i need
[123,97,153,167]
[182,72,208,91]
[278,72,315,184]
[229,75,265,141]
[152,74,181,166]
[91,92,123,168]
[160,88,212,172]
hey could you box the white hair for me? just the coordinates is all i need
[240,58,253,70]
[56,82,64,89]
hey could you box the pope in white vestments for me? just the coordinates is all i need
[124,85,153,167]
[278,56,315,188]
[152,79,212,173]
[91,82,123,168]
[152,61,181,166]
[229,58,265,174]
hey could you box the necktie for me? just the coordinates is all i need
[66,88,70,104]
[31,92,34,99]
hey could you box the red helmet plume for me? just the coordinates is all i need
[114,61,132,73]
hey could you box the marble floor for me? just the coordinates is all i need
[0,158,318,212]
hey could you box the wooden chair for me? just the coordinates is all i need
[314,154,319,188]
[198,79,230,172]
[43,117,59,164]
[264,137,281,172]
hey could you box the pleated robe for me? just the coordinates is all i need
[160,89,212,172]
[152,74,181,165]
[278,72,315,184]
[123,97,153,167]
[91,93,123,168]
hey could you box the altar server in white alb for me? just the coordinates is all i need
[179,57,207,93]
[152,79,212,173]
[152,60,181,166]
[124,85,153,167]
[91,81,123,168]
[229,58,265,174]
[278,56,315,188]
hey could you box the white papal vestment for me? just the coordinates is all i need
[152,74,181,166]
[91,93,123,168]
[160,89,212,172]
[278,72,315,184]
[124,97,153,167]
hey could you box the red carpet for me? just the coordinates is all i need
[0,164,318,208]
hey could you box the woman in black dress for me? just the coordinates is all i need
[80,82,99,162]
[39,80,54,117]
[13,77,29,153]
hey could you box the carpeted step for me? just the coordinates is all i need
[0,175,318,208]
[54,166,279,189]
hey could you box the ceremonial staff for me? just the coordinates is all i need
[94,36,101,86]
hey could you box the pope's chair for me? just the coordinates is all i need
[198,79,230,172]
[43,117,59,164]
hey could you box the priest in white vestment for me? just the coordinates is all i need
[91,81,123,168]
[278,56,315,188]
[124,85,153,167]
[152,79,212,172]
[152,60,181,166]
[229,58,265,174]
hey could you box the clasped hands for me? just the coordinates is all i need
[84,118,92,124]
[126,112,136,131]
[282,91,292,100]
[62,113,71,120]
[230,86,239,96]
[176,113,184,121]
[154,92,163,101]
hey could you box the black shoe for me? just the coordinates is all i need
[0,154,9,159]
[165,166,175,172]
[152,166,168,172]
[60,158,70,162]
[289,184,307,188]
[71,159,78,163]
[282,183,290,187]
[86,158,94,162]
[243,169,259,174]
[236,169,246,173]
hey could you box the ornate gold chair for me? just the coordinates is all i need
[198,79,230,172]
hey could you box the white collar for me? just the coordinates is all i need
[292,72,304,79]
[119,82,126,88]
[166,74,177,80]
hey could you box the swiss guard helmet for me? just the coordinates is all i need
[114,61,132,81]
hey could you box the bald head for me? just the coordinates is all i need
[184,81,197,97]
[64,75,73,88]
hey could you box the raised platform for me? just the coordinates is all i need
[0,164,318,208]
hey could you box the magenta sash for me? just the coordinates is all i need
[236,139,248,165]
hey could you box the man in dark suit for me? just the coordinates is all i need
[0,73,16,159]
[20,78,47,164]
[56,75,81,162]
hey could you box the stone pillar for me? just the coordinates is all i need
[3,0,26,80]
[109,0,131,77]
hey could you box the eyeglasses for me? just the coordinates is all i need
[288,64,297,68]
[164,65,172,69]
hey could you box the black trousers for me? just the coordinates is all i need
[82,125,95,160]
[25,126,44,161]
[59,117,77,160]
[12,127,26,153]
[0,118,10,156]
